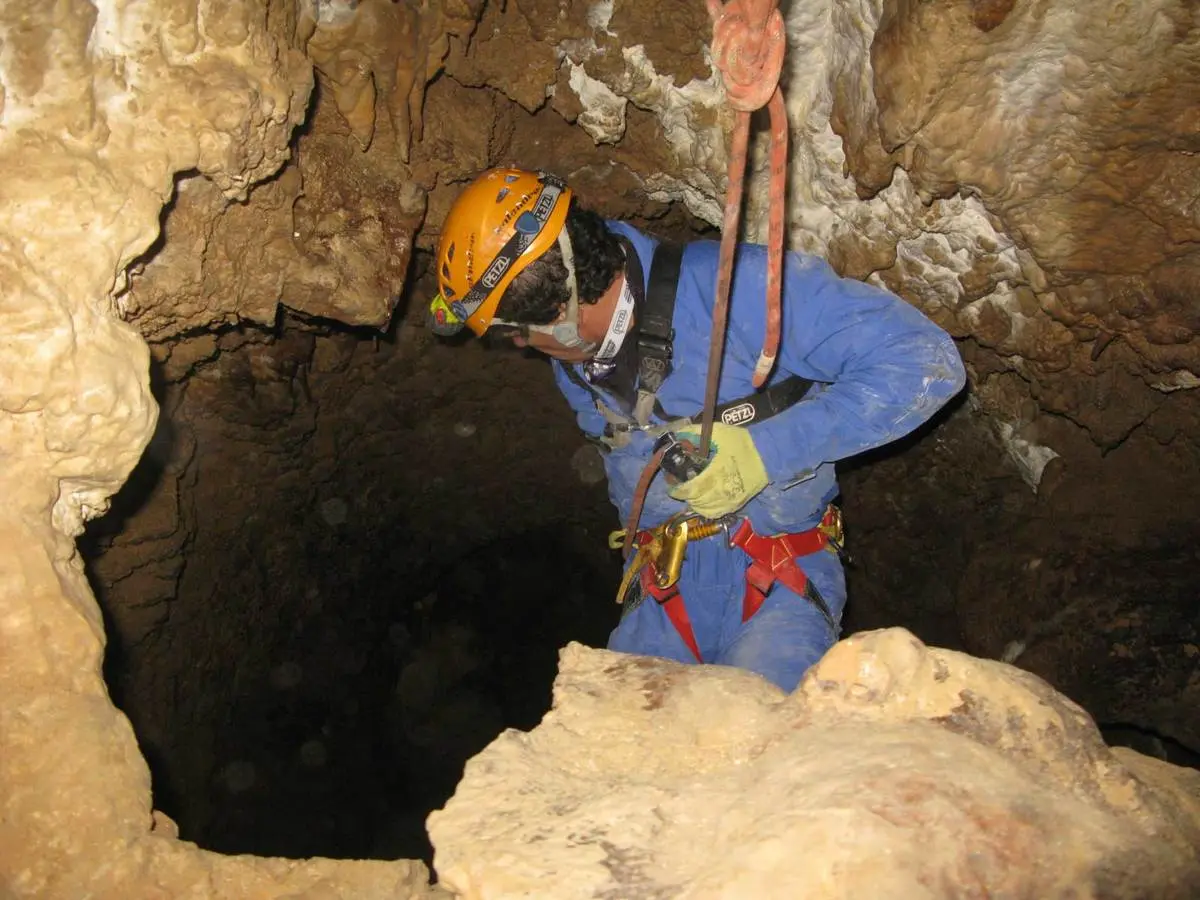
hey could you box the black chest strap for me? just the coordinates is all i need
[634,241,683,423]
[564,363,816,447]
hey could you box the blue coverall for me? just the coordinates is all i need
[552,221,967,692]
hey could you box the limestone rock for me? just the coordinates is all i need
[0,3,441,897]
[116,0,485,341]
[305,0,478,159]
[428,628,1200,898]
[442,0,562,114]
[120,98,428,341]
[864,0,1200,436]
[0,0,312,536]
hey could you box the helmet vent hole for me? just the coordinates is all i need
[496,188,510,203]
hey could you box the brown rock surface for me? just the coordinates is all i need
[429,629,1200,898]
[120,92,427,340]
[859,0,1200,429]
[119,0,477,340]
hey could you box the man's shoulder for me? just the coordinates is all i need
[604,219,647,243]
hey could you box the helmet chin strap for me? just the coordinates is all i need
[527,228,598,352]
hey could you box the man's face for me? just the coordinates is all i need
[509,327,595,363]
[493,301,604,364]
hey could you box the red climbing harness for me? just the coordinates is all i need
[638,563,703,662]
[632,506,842,661]
[729,506,840,621]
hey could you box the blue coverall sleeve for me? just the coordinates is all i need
[738,253,967,483]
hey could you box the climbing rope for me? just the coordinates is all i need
[621,443,670,560]
[617,0,789,552]
[699,0,789,455]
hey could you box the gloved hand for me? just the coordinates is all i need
[667,423,768,518]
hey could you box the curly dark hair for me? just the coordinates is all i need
[493,199,625,325]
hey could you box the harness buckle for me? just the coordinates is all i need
[638,332,674,359]
[816,505,851,562]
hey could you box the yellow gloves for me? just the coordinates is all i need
[667,423,768,518]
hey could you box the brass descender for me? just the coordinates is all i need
[613,534,659,606]
[609,515,731,604]
[654,518,690,589]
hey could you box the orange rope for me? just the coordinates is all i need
[618,0,788,544]
[699,0,789,457]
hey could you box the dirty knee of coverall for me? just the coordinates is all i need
[718,576,844,692]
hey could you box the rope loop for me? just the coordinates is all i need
[707,0,786,112]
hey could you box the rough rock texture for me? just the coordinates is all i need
[0,2,442,896]
[834,396,1200,762]
[959,523,1200,754]
[304,0,479,160]
[119,0,480,341]
[429,629,1200,899]
[119,99,425,340]
[489,0,1200,487]
[444,0,729,222]
[862,0,1200,449]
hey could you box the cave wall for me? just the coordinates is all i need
[3,0,1200,896]
[0,2,443,896]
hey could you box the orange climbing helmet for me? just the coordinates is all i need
[428,168,573,337]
